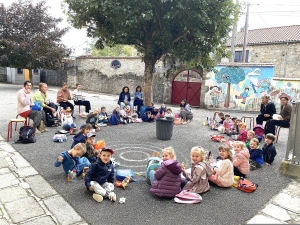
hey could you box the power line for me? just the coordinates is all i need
[254,5,267,27]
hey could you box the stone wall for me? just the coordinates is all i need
[74,57,170,103]
[234,42,300,78]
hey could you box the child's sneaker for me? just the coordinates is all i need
[93,193,103,203]
[108,192,117,202]
[181,121,188,125]
[111,158,120,167]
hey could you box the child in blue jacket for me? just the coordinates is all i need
[249,138,264,170]
[54,143,90,176]
[70,123,93,148]
[85,147,116,203]
[263,133,277,166]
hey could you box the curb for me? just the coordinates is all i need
[0,135,88,225]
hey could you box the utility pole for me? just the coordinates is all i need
[230,0,239,62]
[242,2,250,63]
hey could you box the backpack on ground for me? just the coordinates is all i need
[145,152,162,184]
[115,169,134,181]
[109,114,119,125]
[237,177,258,193]
[139,106,147,116]
[16,126,36,144]
[253,124,264,142]
[53,134,67,143]
[45,113,54,127]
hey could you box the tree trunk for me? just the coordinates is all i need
[224,83,231,108]
[143,58,156,106]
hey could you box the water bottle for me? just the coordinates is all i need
[72,169,77,182]
[67,170,72,182]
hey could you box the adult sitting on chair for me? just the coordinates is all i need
[73,83,91,115]
[264,96,292,135]
[17,80,46,132]
[57,83,74,114]
[118,86,133,114]
[33,82,58,126]
[134,85,144,114]
[256,95,276,125]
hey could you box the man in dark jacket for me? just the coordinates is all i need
[262,134,277,166]
[85,147,116,202]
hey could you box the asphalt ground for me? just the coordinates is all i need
[0,83,291,225]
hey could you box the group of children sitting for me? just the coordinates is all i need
[212,112,277,173]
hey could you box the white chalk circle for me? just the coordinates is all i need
[119,150,150,162]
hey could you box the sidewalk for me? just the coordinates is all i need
[0,135,87,225]
[247,180,300,224]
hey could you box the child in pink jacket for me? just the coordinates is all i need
[233,141,250,177]
[237,122,248,142]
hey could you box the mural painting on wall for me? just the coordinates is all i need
[205,65,300,111]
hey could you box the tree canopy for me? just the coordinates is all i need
[64,0,235,104]
[0,0,71,81]
[91,44,133,57]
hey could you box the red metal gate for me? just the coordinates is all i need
[171,70,202,106]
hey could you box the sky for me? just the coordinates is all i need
[2,0,300,56]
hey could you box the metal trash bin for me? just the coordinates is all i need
[156,117,174,140]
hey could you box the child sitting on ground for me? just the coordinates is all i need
[156,103,167,117]
[223,114,234,133]
[218,112,225,124]
[98,107,109,127]
[231,117,240,134]
[262,133,277,166]
[86,108,101,131]
[142,111,155,122]
[54,143,90,176]
[82,133,98,163]
[233,141,250,177]
[165,108,174,118]
[149,147,181,198]
[71,123,93,148]
[245,130,255,149]
[61,107,76,131]
[85,147,116,203]
[237,122,248,142]
[249,138,264,170]
[209,146,234,187]
[120,105,132,124]
[181,146,214,194]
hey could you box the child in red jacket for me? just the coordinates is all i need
[237,122,248,142]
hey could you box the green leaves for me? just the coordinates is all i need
[0,0,70,70]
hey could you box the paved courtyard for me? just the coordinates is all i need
[0,83,297,225]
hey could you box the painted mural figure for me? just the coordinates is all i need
[235,87,249,104]
[210,86,220,107]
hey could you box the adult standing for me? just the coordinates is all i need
[179,99,193,125]
[133,85,144,114]
[264,96,292,135]
[118,86,133,114]
[57,83,74,112]
[73,83,91,114]
[33,83,58,126]
[17,80,46,132]
[256,95,276,125]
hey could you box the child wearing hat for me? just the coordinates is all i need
[85,147,116,203]
[61,107,76,131]
[82,133,99,163]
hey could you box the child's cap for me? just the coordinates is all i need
[66,107,72,112]
[87,133,96,138]
[101,147,114,154]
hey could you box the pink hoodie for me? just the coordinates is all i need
[233,149,250,175]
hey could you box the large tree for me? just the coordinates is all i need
[0,0,71,82]
[64,0,235,105]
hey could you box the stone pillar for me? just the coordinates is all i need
[200,68,210,108]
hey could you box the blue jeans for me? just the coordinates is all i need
[63,123,76,131]
[120,101,133,110]
[149,170,156,184]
